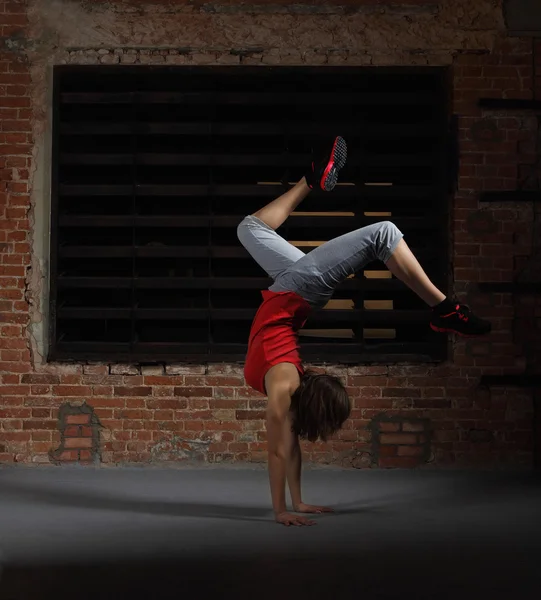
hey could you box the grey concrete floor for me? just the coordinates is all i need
[0,465,540,600]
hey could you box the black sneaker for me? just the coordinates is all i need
[430,302,491,337]
[305,136,347,192]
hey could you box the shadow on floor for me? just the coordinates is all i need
[0,479,387,522]
[1,470,539,522]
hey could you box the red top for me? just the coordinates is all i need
[244,290,311,395]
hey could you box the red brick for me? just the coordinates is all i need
[82,364,108,376]
[153,409,174,420]
[189,398,211,409]
[236,387,265,398]
[204,421,242,432]
[209,442,228,452]
[380,433,418,445]
[348,376,388,386]
[122,419,144,430]
[144,375,181,385]
[127,441,148,453]
[236,410,265,420]
[379,445,397,457]
[378,421,400,432]
[147,398,182,409]
[0,97,30,108]
[59,374,81,385]
[174,386,212,397]
[0,342,26,354]
[64,425,80,437]
[0,384,29,395]
[23,396,59,410]
[52,385,91,397]
[119,409,152,420]
[152,386,174,398]
[5,156,27,168]
[184,410,212,420]
[65,413,91,425]
[79,450,92,461]
[397,445,424,457]
[125,397,148,408]
[31,408,51,419]
[206,376,244,386]
[247,398,266,410]
[0,278,18,289]
[122,375,144,386]
[1,119,32,134]
[0,71,30,84]
[92,385,113,396]
[0,408,30,418]
[382,388,421,398]
[22,420,56,431]
[4,256,26,267]
[64,437,92,449]
[353,393,387,406]
[227,442,249,452]
[114,386,151,396]
[21,373,60,384]
[31,442,51,453]
[8,61,30,73]
[210,398,246,409]
[57,450,78,461]
[1,396,23,408]
[0,262,25,276]
[1,428,29,441]
[402,421,426,432]
[184,421,205,431]
[92,397,125,408]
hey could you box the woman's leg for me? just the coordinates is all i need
[238,135,348,280]
[385,239,491,334]
[252,178,311,231]
[272,219,491,335]
[236,179,310,281]
[385,238,445,307]
[269,220,404,307]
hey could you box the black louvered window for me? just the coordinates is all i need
[50,66,451,363]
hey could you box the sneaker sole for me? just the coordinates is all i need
[430,324,489,338]
[320,136,347,192]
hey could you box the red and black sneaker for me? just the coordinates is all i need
[305,136,347,192]
[430,302,491,337]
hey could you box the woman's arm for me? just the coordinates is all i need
[266,388,294,516]
[286,431,302,509]
[267,409,302,514]
[265,365,314,525]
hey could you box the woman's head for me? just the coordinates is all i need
[289,370,351,443]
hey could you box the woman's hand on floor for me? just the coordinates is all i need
[275,511,316,526]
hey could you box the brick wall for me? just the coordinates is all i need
[1,0,34,462]
[0,0,538,468]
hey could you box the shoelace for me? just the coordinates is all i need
[439,304,470,322]
[456,304,469,322]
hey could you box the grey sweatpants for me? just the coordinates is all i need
[237,215,403,309]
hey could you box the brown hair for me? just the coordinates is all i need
[289,370,351,443]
